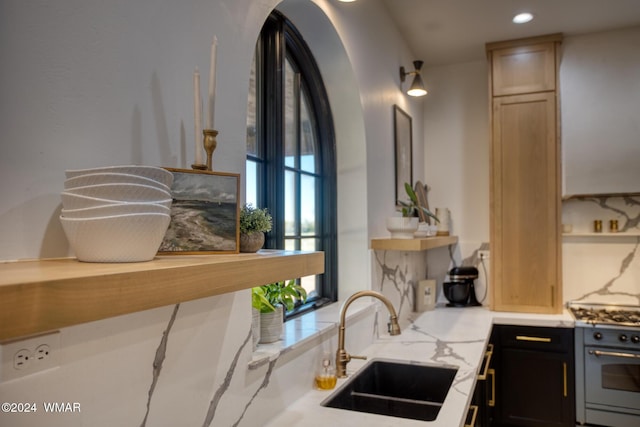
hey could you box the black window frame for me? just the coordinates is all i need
[249,11,337,318]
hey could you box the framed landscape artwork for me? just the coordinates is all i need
[393,105,413,207]
[158,168,240,254]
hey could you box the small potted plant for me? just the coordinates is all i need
[250,286,274,349]
[253,279,307,344]
[239,203,272,253]
[387,183,439,239]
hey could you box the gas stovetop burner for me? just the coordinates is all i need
[568,302,640,328]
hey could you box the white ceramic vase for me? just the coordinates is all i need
[386,217,419,239]
[435,207,450,236]
[259,305,283,343]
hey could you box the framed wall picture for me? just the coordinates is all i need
[393,105,413,207]
[158,168,240,254]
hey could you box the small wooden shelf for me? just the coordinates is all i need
[562,192,640,201]
[562,232,640,238]
[370,235,458,251]
[0,250,324,341]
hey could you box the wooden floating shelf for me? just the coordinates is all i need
[562,192,640,200]
[562,232,640,238]
[0,250,324,341]
[370,235,458,251]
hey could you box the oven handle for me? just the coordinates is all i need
[588,349,640,359]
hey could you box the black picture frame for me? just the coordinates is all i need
[393,105,413,207]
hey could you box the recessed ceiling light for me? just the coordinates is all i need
[513,12,534,24]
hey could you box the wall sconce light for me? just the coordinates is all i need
[400,60,427,97]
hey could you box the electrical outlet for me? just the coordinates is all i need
[1,331,60,382]
[478,250,490,260]
[13,349,31,370]
[34,344,51,362]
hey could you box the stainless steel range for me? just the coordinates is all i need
[568,302,640,427]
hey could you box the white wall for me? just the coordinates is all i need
[0,0,422,297]
[561,26,640,196]
[423,60,491,303]
[0,0,266,260]
[0,0,424,425]
[422,60,490,247]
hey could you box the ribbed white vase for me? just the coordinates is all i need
[259,305,283,344]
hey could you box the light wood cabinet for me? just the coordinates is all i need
[490,41,557,96]
[487,34,563,314]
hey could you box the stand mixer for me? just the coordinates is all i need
[443,266,481,307]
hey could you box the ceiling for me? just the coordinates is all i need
[381,0,640,67]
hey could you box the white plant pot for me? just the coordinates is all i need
[259,305,283,344]
[386,217,419,239]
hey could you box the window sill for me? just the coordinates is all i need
[248,299,375,370]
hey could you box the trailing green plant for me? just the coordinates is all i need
[240,203,273,234]
[251,286,275,312]
[253,279,307,313]
[399,182,439,222]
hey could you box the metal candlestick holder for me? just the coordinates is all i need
[191,129,218,171]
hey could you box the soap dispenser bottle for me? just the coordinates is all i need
[315,352,337,390]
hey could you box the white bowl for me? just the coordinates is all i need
[64,172,171,192]
[60,213,171,262]
[65,165,173,188]
[63,183,171,203]
[61,203,170,219]
[386,217,419,239]
[61,192,172,210]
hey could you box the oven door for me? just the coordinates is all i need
[584,345,640,413]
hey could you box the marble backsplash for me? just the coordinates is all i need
[0,292,377,427]
[372,240,490,326]
[563,195,640,305]
[373,196,640,324]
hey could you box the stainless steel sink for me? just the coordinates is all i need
[321,358,458,422]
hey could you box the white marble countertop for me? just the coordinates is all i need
[265,306,574,427]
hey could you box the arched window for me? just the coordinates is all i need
[246,11,337,316]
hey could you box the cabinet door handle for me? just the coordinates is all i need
[562,362,567,397]
[488,368,496,407]
[516,335,552,343]
[477,343,494,380]
[465,405,479,427]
